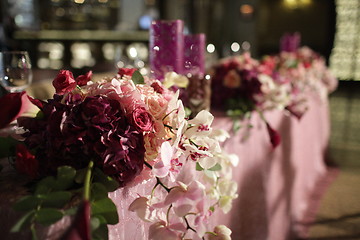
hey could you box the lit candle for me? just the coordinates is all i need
[149,19,184,80]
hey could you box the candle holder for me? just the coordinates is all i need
[184,33,206,78]
[183,33,211,118]
[280,32,301,53]
[149,19,184,80]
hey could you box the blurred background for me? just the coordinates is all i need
[0,0,336,74]
[0,0,358,166]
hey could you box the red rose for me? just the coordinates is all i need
[131,106,154,132]
[76,71,92,86]
[0,91,30,129]
[118,68,137,78]
[52,70,77,94]
[151,81,164,94]
[15,144,38,179]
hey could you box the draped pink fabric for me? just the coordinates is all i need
[211,92,330,240]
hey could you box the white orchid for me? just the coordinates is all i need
[217,179,239,214]
[163,71,189,89]
[208,225,232,240]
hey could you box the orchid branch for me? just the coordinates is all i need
[144,161,153,170]
[162,108,177,121]
[166,204,172,224]
[156,177,170,193]
[183,215,197,233]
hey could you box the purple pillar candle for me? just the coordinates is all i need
[184,33,206,78]
[149,19,184,80]
[280,32,301,53]
[183,33,211,118]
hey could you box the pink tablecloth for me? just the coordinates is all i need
[0,92,330,240]
[211,92,330,240]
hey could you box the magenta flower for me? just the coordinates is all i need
[118,68,137,78]
[52,70,77,95]
[18,94,145,187]
[15,144,39,179]
[131,106,154,132]
[76,71,92,86]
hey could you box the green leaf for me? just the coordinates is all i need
[35,208,64,225]
[91,198,119,224]
[13,196,41,212]
[75,168,87,184]
[208,163,222,171]
[35,111,44,119]
[54,166,76,190]
[132,70,144,84]
[184,107,192,118]
[0,137,18,158]
[232,119,241,133]
[91,182,109,201]
[35,176,56,194]
[35,167,76,193]
[39,191,72,208]
[92,223,109,240]
[93,168,119,192]
[10,210,35,232]
[196,162,204,171]
[92,215,107,225]
[64,207,77,216]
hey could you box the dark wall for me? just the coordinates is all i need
[256,0,336,60]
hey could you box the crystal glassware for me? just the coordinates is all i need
[0,51,33,93]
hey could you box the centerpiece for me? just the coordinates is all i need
[210,46,337,148]
[0,68,238,240]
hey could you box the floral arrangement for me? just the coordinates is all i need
[0,68,238,240]
[269,46,336,97]
[210,47,337,148]
[210,52,284,148]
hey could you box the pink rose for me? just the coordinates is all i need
[223,69,241,88]
[152,119,167,138]
[76,71,92,86]
[131,106,154,132]
[119,89,143,114]
[15,144,38,179]
[0,91,31,129]
[144,132,162,163]
[52,70,77,94]
[146,95,168,120]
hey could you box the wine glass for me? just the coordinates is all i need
[0,51,33,93]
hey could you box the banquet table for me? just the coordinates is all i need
[0,80,330,240]
[211,91,330,240]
